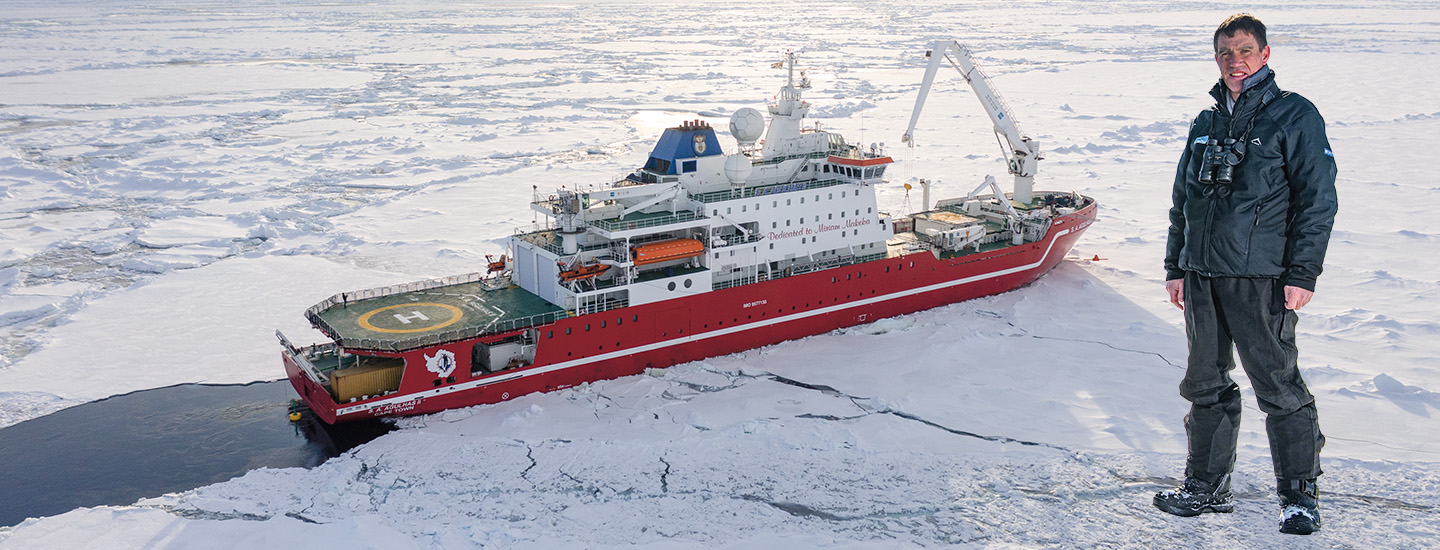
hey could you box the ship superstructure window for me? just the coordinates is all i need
[682,160,696,173]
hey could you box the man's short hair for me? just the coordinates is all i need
[1214,13,1267,51]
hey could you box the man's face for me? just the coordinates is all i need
[1215,31,1270,98]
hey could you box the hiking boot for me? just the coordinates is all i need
[1154,474,1235,517]
[1278,479,1321,535]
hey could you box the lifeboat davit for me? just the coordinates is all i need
[558,262,611,281]
[632,239,704,266]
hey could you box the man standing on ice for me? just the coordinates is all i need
[1153,13,1338,536]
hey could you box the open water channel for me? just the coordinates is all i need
[0,381,391,527]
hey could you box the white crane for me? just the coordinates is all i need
[902,40,1041,205]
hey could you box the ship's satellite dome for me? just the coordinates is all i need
[724,153,753,184]
[729,108,765,146]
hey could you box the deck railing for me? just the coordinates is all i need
[323,310,569,353]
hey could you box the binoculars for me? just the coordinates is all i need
[1198,137,1246,186]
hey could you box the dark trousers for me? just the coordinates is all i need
[1180,272,1324,484]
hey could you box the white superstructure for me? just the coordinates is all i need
[510,52,895,315]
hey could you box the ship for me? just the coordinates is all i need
[279,41,1097,424]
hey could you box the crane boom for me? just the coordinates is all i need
[902,40,1040,204]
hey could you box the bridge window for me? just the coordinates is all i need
[682,160,697,173]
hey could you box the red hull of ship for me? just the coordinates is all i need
[286,204,1094,423]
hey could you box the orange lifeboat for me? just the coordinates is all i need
[558,262,611,282]
[486,254,508,273]
[632,239,704,266]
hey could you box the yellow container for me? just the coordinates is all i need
[331,358,404,402]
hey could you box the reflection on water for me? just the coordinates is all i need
[0,380,392,527]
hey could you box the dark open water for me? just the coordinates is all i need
[0,380,391,527]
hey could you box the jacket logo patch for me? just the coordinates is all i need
[1194,136,1209,145]
[1324,148,1334,158]
[1251,138,1262,146]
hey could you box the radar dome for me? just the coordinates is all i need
[729,108,765,147]
[724,154,753,185]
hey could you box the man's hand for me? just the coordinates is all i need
[1166,279,1184,310]
[1284,285,1314,310]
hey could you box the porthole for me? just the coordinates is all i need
[684,279,693,288]
[668,281,677,291]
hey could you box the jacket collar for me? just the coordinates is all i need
[1209,66,1279,115]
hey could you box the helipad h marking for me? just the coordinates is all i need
[357,303,463,334]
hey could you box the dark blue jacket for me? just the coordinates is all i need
[1165,70,1338,291]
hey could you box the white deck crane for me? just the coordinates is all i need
[902,40,1041,205]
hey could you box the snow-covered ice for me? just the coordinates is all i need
[2,0,1439,547]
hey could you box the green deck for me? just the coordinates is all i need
[311,281,565,352]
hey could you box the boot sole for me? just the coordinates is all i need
[1280,518,1320,535]
[1153,498,1235,517]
